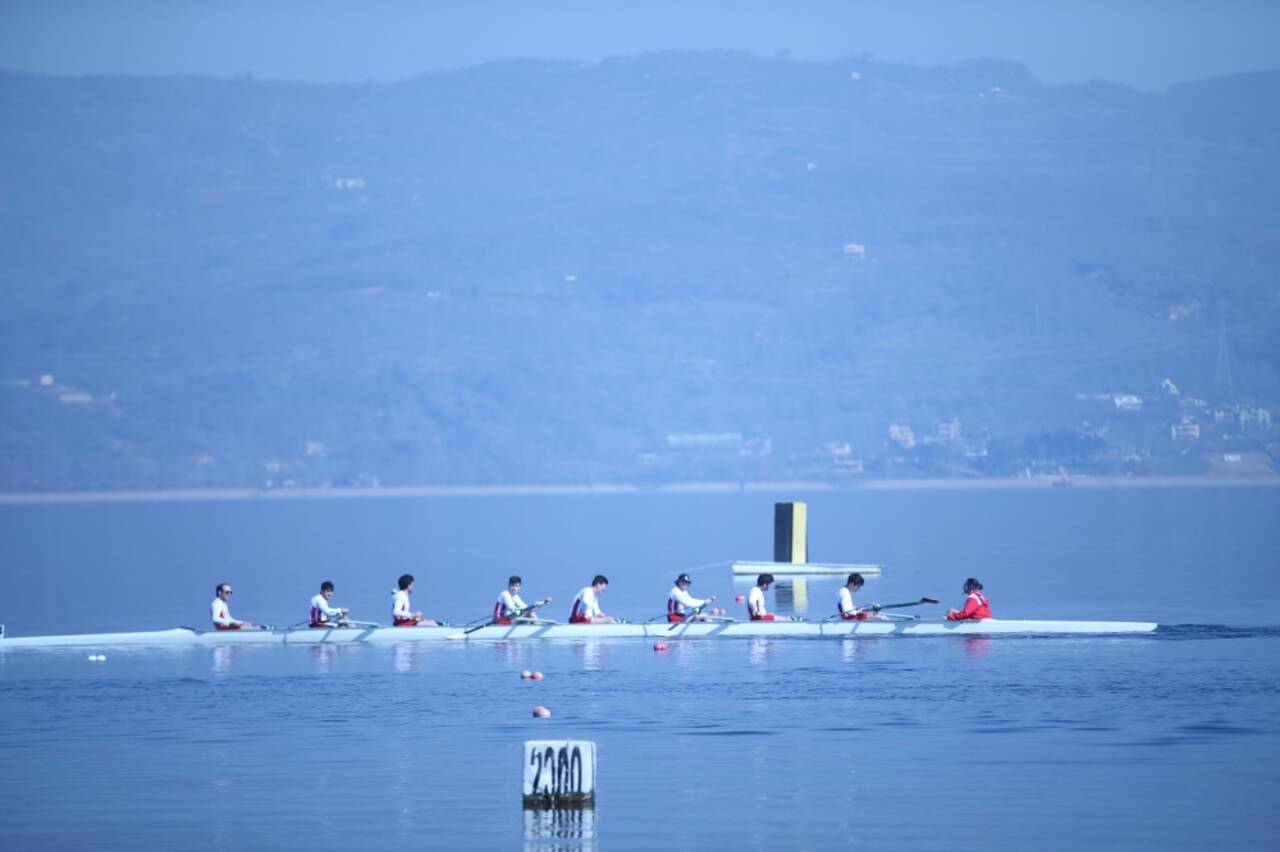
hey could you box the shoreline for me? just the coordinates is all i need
[0,475,1277,504]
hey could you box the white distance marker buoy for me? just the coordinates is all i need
[523,740,596,808]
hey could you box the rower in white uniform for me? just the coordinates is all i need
[493,576,547,624]
[667,573,715,622]
[392,573,438,626]
[211,583,260,631]
[569,575,616,624]
[309,580,350,628]
[836,572,885,621]
[746,573,794,622]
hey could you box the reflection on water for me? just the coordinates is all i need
[310,643,335,672]
[212,645,234,674]
[953,636,991,658]
[841,638,871,663]
[492,640,543,668]
[571,640,606,671]
[773,578,809,615]
[393,642,428,672]
[524,806,597,851]
[391,740,419,843]
[492,640,520,666]
[748,637,773,664]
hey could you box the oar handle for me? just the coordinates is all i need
[512,597,552,618]
[465,596,554,633]
[667,601,712,629]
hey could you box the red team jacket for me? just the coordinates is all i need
[946,591,991,621]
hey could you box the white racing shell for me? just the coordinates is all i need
[0,618,1158,648]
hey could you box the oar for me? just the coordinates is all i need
[292,618,379,629]
[822,597,938,621]
[667,595,721,630]
[667,603,707,630]
[464,597,551,635]
[875,597,939,610]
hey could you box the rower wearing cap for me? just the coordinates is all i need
[946,578,991,621]
[569,575,616,624]
[747,573,792,622]
[493,576,545,624]
[392,574,439,626]
[836,573,883,621]
[309,581,350,628]
[667,573,715,622]
[211,583,259,630]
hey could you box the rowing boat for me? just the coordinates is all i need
[0,618,1158,648]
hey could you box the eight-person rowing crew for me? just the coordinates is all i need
[210,573,992,630]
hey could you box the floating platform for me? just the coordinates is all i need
[731,561,883,576]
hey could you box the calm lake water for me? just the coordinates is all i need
[2,485,1279,850]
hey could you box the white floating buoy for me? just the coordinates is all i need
[532,705,551,718]
[521,670,533,680]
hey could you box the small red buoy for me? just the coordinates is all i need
[520,670,533,680]
[712,607,726,616]
[531,671,544,681]
[735,594,746,604]
[653,642,668,652]
[532,705,551,718]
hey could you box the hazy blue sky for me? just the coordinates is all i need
[1,0,1278,91]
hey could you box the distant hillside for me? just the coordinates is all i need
[0,53,1277,490]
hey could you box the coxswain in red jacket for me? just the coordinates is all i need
[946,578,991,621]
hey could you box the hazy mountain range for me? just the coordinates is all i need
[1,52,1277,490]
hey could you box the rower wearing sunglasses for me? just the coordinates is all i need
[210,583,260,630]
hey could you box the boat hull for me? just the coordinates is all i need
[0,618,1158,649]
